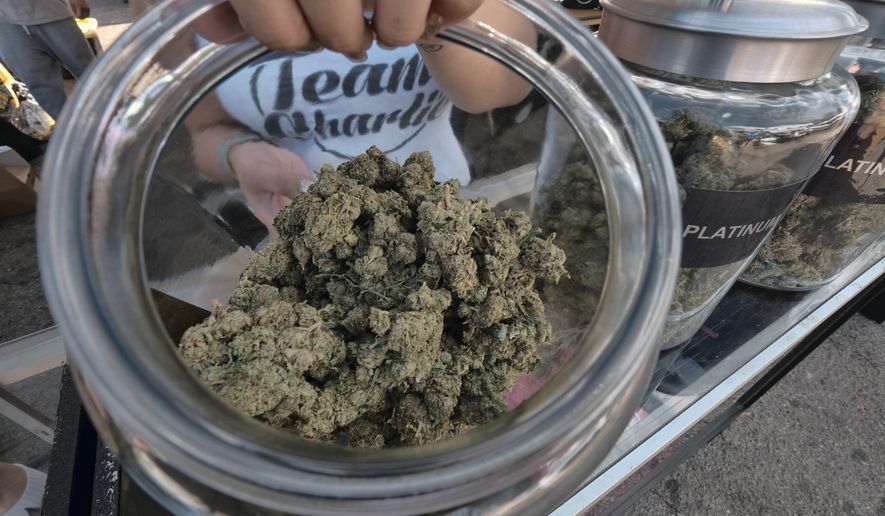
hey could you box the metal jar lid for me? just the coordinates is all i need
[844,0,885,39]
[598,0,870,83]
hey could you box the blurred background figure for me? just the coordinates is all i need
[0,0,94,118]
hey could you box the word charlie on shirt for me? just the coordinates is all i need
[215,44,471,184]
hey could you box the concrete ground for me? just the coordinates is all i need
[625,315,885,516]
[2,1,884,513]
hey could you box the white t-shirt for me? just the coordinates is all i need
[215,44,470,184]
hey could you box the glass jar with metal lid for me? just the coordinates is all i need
[37,0,680,513]
[599,0,866,348]
[743,0,885,291]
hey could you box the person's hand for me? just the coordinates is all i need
[200,0,485,57]
[228,141,313,236]
[70,0,90,19]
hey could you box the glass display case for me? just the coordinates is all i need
[554,240,885,515]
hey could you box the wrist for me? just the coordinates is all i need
[219,131,264,185]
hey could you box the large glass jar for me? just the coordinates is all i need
[743,0,885,290]
[37,0,680,513]
[599,0,865,348]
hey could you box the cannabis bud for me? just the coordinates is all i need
[179,147,566,447]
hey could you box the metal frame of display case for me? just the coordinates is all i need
[555,252,885,515]
[0,328,65,446]
[31,246,885,515]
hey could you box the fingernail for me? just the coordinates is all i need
[377,42,396,51]
[347,50,368,62]
[427,13,445,28]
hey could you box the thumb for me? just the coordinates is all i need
[274,195,294,213]
[249,197,281,236]
[275,174,303,200]
[273,151,312,199]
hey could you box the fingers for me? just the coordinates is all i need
[428,0,484,29]
[229,0,313,51]
[372,0,433,48]
[192,3,249,44]
[298,0,374,59]
[272,150,311,199]
[245,192,281,237]
[240,182,288,238]
[224,0,465,55]
[273,195,295,218]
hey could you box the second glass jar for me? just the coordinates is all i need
[743,0,885,290]
[599,0,865,347]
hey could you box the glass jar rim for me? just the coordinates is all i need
[38,0,681,512]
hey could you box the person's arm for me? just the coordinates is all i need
[132,0,311,234]
[138,1,533,113]
[134,0,533,233]
[186,93,311,235]
[417,2,535,113]
[219,0,534,113]
[140,1,532,112]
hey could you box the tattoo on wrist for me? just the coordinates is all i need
[418,43,443,53]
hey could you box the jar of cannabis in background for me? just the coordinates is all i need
[598,0,865,348]
[742,0,885,291]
